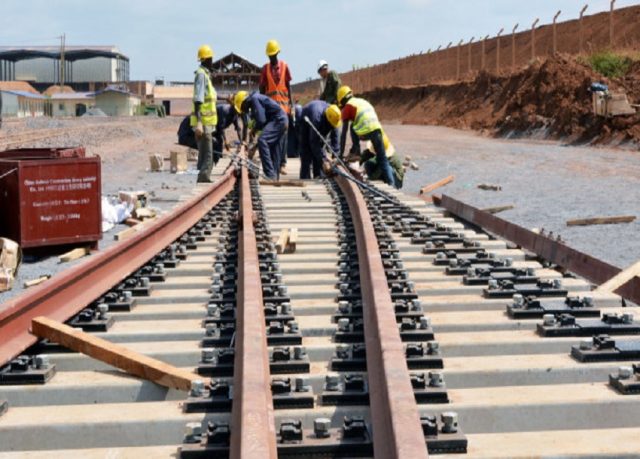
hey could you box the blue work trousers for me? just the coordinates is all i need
[258,116,288,179]
[351,127,397,188]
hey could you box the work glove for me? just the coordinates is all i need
[194,122,204,140]
[322,159,335,177]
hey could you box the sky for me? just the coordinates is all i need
[2,0,639,83]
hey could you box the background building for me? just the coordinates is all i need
[0,46,130,92]
[93,87,140,116]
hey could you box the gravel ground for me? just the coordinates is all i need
[0,117,210,303]
[387,124,640,269]
[1,119,639,305]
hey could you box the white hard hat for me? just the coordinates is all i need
[317,59,329,73]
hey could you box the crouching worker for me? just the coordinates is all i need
[300,101,340,179]
[234,90,288,180]
[337,85,399,189]
[360,131,404,188]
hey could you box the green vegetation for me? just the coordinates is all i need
[582,51,634,79]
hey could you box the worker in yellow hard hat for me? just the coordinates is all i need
[260,39,295,175]
[360,130,405,188]
[190,45,218,183]
[233,89,288,180]
[337,85,399,188]
[299,101,340,179]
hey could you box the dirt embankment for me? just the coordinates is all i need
[364,55,640,147]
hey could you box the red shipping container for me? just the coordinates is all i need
[0,149,101,249]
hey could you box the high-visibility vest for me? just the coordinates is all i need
[265,61,291,114]
[190,67,218,127]
[347,97,382,136]
[366,130,395,158]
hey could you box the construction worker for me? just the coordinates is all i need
[337,85,398,188]
[213,99,248,162]
[191,45,218,183]
[359,131,405,188]
[317,60,341,105]
[234,90,288,180]
[300,101,340,179]
[260,39,294,175]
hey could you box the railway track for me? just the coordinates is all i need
[0,156,639,458]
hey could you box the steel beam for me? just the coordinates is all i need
[435,194,640,305]
[230,165,277,458]
[0,167,236,368]
[336,172,429,458]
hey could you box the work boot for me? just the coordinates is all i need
[197,176,213,183]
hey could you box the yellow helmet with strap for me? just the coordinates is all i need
[197,45,214,61]
[266,40,281,57]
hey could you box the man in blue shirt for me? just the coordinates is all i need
[300,101,339,179]
[234,90,288,180]
[213,102,248,162]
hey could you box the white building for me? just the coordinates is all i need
[50,92,95,117]
[93,87,140,116]
[0,90,46,118]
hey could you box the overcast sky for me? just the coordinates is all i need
[2,0,638,82]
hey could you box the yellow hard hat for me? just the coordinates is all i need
[266,39,281,57]
[234,91,249,114]
[197,45,214,61]
[325,104,342,128]
[337,85,353,107]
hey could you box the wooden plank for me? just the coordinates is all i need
[419,175,454,195]
[275,228,289,254]
[482,205,515,215]
[596,260,640,294]
[259,179,305,187]
[58,247,90,263]
[114,227,138,241]
[566,216,636,227]
[23,275,51,288]
[287,228,298,253]
[31,317,203,391]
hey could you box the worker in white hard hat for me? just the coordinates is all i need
[317,60,341,105]
[190,44,218,183]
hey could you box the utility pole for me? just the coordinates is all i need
[531,18,540,61]
[467,37,474,75]
[496,28,504,73]
[481,35,489,70]
[610,0,616,48]
[456,39,463,80]
[579,5,588,54]
[512,23,519,68]
[59,33,66,90]
[553,10,561,55]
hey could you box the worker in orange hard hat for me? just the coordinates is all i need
[190,44,218,183]
[260,39,295,175]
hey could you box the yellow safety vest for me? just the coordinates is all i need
[366,130,395,158]
[347,97,382,136]
[190,67,218,127]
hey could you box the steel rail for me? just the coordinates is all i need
[435,194,640,304]
[335,171,429,458]
[230,162,277,458]
[0,167,237,368]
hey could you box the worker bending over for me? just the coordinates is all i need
[213,100,248,162]
[317,60,341,105]
[191,45,218,183]
[337,85,398,188]
[234,90,288,180]
[359,131,404,188]
[260,40,295,175]
[300,102,340,179]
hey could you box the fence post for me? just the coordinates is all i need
[610,0,616,47]
[481,35,489,70]
[512,23,519,68]
[446,42,452,81]
[467,37,474,75]
[579,5,588,54]
[456,39,463,80]
[552,10,562,54]
[531,18,540,61]
[496,28,504,73]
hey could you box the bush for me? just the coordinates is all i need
[584,51,633,79]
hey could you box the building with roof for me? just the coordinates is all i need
[92,86,140,116]
[0,46,130,92]
[50,92,95,117]
[0,90,46,118]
